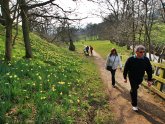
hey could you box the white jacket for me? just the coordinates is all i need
[106,54,122,70]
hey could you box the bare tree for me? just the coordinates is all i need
[159,0,165,22]
[17,0,58,58]
[1,0,12,61]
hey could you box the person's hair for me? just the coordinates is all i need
[110,48,118,56]
[135,45,145,52]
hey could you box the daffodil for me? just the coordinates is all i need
[38,76,42,80]
[52,85,56,91]
[25,96,29,99]
[58,81,65,85]
[69,100,74,104]
[41,96,46,100]
[77,99,80,103]
[14,75,17,78]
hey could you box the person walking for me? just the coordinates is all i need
[106,48,122,88]
[85,46,89,55]
[89,45,93,56]
[123,45,153,111]
[83,46,89,56]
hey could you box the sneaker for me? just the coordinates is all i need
[132,106,138,111]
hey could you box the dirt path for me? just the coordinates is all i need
[92,51,165,124]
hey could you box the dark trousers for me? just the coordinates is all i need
[129,79,141,106]
[110,69,116,86]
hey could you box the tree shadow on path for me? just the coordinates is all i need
[115,82,165,124]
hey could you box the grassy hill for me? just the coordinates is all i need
[75,41,132,66]
[0,25,113,123]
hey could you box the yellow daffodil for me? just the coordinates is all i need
[69,100,74,104]
[14,75,17,78]
[52,85,56,91]
[77,99,80,103]
[58,81,65,85]
[38,76,42,80]
[41,96,46,100]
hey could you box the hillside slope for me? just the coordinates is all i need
[0,25,113,123]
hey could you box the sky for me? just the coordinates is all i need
[0,0,103,27]
[55,0,103,27]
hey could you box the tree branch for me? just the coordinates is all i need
[27,0,55,9]
[30,13,86,21]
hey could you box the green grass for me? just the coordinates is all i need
[0,25,114,123]
[75,40,132,65]
[151,23,165,44]
[135,22,165,45]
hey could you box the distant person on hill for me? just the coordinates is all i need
[84,46,89,56]
[106,48,122,88]
[89,45,93,56]
[123,45,153,112]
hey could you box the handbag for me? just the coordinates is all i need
[106,66,112,71]
[106,55,116,71]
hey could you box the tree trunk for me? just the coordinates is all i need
[148,36,151,60]
[69,39,75,51]
[19,0,32,58]
[158,46,165,63]
[132,0,135,54]
[2,0,12,61]
[5,20,12,61]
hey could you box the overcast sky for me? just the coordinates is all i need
[55,0,103,27]
[0,0,103,27]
